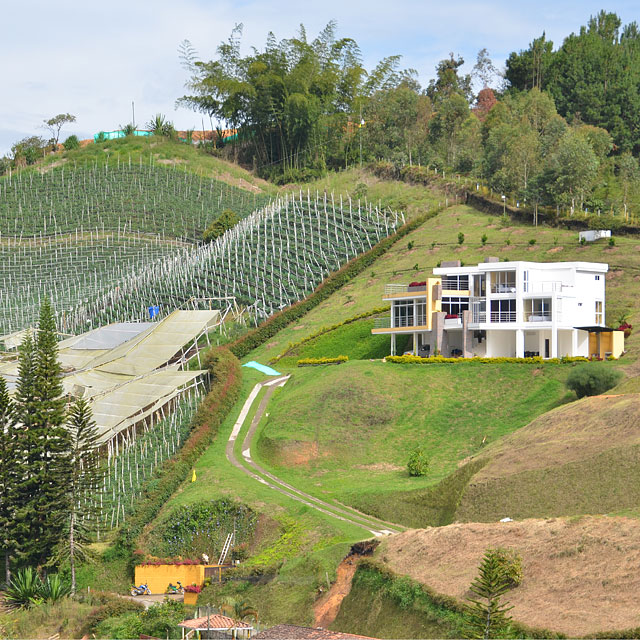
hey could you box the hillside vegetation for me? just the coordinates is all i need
[248,203,640,367]
[455,392,640,522]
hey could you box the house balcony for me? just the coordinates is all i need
[525,313,552,323]
[490,283,517,294]
[371,316,428,334]
[444,315,462,328]
[383,283,428,299]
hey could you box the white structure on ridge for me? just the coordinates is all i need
[372,259,624,359]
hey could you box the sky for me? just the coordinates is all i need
[1,0,637,155]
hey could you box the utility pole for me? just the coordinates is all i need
[132,101,135,128]
[359,105,363,169]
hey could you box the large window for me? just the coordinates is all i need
[490,271,516,294]
[393,300,414,328]
[416,301,427,326]
[442,297,469,317]
[441,274,469,290]
[473,274,486,297]
[595,300,603,324]
[490,299,516,322]
[525,298,552,322]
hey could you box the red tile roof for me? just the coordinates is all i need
[178,614,253,630]
[254,624,377,639]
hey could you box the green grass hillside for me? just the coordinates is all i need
[254,359,573,528]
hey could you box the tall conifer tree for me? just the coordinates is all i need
[0,376,16,584]
[62,398,101,593]
[13,302,71,568]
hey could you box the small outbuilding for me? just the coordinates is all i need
[178,614,253,639]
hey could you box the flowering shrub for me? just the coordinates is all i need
[408,281,427,287]
[386,355,589,365]
[618,322,633,338]
[184,584,202,594]
[297,355,348,366]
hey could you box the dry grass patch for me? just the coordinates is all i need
[380,516,640,636]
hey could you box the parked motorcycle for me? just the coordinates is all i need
[166,581,184,594]
[130,583,151,596]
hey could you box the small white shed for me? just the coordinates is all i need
[579,229,611,242]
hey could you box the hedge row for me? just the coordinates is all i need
[386,354,590,365]
[297,355,348,366]
[228,206,443,360]
[269,306,390,364]
[116,347,242,554]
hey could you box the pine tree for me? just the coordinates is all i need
[61,398,101,593]
[12,332,39,569]
[465,550,514,639]
[0,376,16,584]
[13,302,71,569]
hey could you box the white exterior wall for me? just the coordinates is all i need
[431,260,609,358]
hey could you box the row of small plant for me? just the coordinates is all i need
[39,192,399,335]
[0,160,267,239]
[297,355,349,366]
[0,230,186,335]
[386,354,590,364]
[229,203,443,359]
[269,306,390,364]
[97,393,201,531]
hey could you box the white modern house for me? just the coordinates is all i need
[372,258,624,359]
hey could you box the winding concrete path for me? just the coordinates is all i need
[226,376,404,537]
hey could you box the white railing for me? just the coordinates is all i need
[525,313,552,322]
[524,281,565,294]
[490,311,516,323]
[373,317,391,329]
[441,279,469,291]
[472,311,486,323]
[491,283,517,294]
[384,283,427,295]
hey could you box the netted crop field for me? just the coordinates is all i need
[0,160,269,240]
[53,192,403,334]
[0,230,188,335]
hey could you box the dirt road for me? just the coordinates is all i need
[225,375,403,537]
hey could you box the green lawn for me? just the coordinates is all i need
[273,316,410,368]
[253,359,573,527]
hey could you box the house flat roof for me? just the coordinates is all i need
[433,261,609,275]
[178,614,252,630]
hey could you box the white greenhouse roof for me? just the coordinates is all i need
[0,309,222,444]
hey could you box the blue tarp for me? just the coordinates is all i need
[94,130,153,142]
[242,361,281,376]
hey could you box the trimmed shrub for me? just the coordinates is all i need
[386,355,588,365]
[297,355,348,366]
[565,364,622,398]
[63,135,80,150]
[407,447,429,477]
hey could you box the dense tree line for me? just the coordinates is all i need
[0,301,100,591]
[181,13,640,217]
